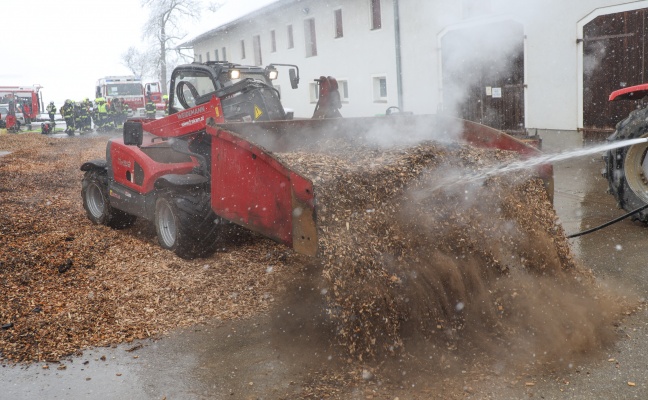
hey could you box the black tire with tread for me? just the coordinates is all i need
[605,107,648,222]
[81,170,137,229]
[154,191,224,259]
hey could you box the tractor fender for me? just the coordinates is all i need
[80,159,107,172]
[154,174,209,190]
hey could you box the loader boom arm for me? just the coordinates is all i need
[141,96,224,138]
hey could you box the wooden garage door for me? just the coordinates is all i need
[441,20,525,134]
[584,9,648,134]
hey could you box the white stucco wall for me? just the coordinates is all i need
[190,0,648,130]
[193,0,399,119]
[399,0,648,131]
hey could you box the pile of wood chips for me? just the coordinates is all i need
[0,132,596,366]
[279,140,587,362]
[0,134,306,363]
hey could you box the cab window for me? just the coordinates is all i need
[172,71,217,110]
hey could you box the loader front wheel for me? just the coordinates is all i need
[154,192,224,259]
[604,107,648,222]
[81,170,137,229]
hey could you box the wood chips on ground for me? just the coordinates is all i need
[0,132,625,370]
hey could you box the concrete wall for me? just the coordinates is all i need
[190,0,648,133]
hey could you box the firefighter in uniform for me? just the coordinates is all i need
[46,101,57,124]
[61,100,75,135]
[22,102,32,130]
[105,99,114,129]
[83,98,93,131]
[120,98,130,123]
[95,97,109,132]
[113,98,124,128]
[163,94,169,115]
[145,96,156,119]
[77,101,90,133]
[73,102,83,133]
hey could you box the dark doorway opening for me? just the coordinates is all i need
[441,20,525,134]
[583,8,648,139]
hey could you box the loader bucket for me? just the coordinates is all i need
[207,114,553,256]
[217,114,553,200]
[206,123,318,256]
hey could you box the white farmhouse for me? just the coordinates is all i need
[182,0,648,143]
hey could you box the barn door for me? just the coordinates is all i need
[583,9,648,135]
[441,20,525,134]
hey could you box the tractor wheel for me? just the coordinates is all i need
[154,192,225,259]
[81,170,137,229]
[604,107,648,222]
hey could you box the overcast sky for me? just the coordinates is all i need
[1,0,273,109]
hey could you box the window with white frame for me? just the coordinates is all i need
[271,30,277,52]
[372,76,387,102]
[215,49,219,61]
[334,9,343,38]
[310,80,347,104]
[206,51,210,61]
[198,54,203,63]
[253,35,262,66]
[370,0,381,30]
[338,79,349,102]
[304,18,317,57]
[309,82,319,103]
[287,24,294,49]
[222,47,227,61]
[240,40,246,59]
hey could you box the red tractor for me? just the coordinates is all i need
[81,61,552,259]
[604,84,648,221]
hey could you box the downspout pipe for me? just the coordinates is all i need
[393,0,404,110]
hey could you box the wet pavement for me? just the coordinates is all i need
[3,133,648,399]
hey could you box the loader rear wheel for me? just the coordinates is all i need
[81,170,137,229]
[154,192,224,259]
[604,107,648,222]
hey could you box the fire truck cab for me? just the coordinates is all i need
[95,76,146,117]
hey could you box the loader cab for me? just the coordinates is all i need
[168,62,296,122]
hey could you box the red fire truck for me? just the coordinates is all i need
[96,76,165,117]
[0,85,43,130]
[95,76,146,117]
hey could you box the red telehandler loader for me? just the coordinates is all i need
[81,61,552,259]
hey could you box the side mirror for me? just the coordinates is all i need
[123,120,143,146]
[289,68,299,89]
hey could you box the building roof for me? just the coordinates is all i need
[180,0,291,48]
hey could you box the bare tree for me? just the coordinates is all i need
[121,47,156,79]
[141,0,211,95]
